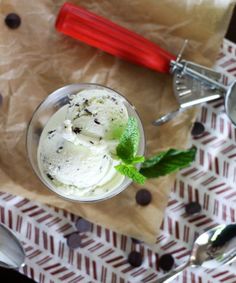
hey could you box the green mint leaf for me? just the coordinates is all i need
[131,155,145,164]
[116,117,139,163]
[115,164,146,184]
[140,152,166,168]
[140,147,197,178]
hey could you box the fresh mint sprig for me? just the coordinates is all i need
[116,117,140,164]
[115,117,145,184]
[114,117,197,184]
[140,147,197,178]
[115,164,146,184]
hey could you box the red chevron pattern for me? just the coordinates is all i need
[0,39,236,283]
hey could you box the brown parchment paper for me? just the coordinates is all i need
[0,0,235,244]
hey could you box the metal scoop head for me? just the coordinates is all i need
[155,223,236,283]
[153,60,236,126]
[191,223,236,268]
[0,223,25,269]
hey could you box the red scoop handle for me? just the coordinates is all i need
[55,2,176,73]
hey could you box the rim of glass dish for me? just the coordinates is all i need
[26,83,146,203]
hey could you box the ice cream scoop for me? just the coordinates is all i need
[38,88,129,198]
[154,223,236,282]
[0,223,25,269]
[55,3,236,126]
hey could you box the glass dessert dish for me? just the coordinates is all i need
[26,83,145,202]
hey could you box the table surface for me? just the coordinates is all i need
[1,5,236,283]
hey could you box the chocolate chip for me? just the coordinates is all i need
[46,173,54,181]
[5,13,21,29]
[75,218,92,232]
[191,122,205,137]
[135,189,152,206]
[94,118,100,125]
[159,254,174,271]
[131,238,143,244]
[128,251,143,267]
[0,94,2,106]
[66,232,81,249]
[56,146,63,153]
[185,202,201,215]
[48,130,56,139]
[84,108,92,115]
[73,127,81,134]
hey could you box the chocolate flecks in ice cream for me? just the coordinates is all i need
[56,146,63,153]
[94,118,100,125]
[38,88,129,200]
[72,127,82,134]
[48,130,56,139]
[84,108,92,115]
[46,173,54,181]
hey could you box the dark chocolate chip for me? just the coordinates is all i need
[56,146,63,153]
[46,173,54,181]
[5,13,21,29]
[185,202,201,215]
[94,118,100,125]
[128,251,143,267]
[66,232,81,249]
[135,189,152,206]
[159,254,174,271]
[191,122,205,137]
[84,108,92,115]
[73,127,81,134]
[0,94,2,106]
[131,238,143,244]
[48,130,56,139]
[75,218,92,232]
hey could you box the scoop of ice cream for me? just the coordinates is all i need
[40,139,112,188]
[67,89,128,141]
[38,88,129,198]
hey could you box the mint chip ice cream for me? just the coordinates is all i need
[38,88,130,200]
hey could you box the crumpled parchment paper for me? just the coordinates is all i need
[0,0,235,243]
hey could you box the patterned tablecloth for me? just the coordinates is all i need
[0,38,236,283]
